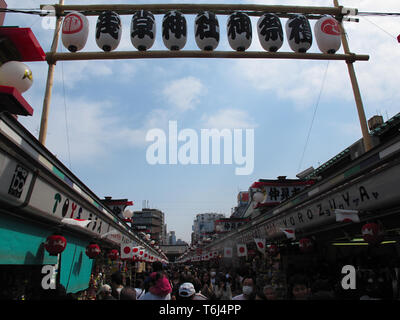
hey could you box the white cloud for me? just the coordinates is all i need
[162,76,206,111]
[201,108,257,129]
[229,0,400,116]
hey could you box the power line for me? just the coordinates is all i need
[361,16,398,40]
[358,12,400,17]
[297,61,330,173]
[60,45,72,170]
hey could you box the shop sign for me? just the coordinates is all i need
[258,163,400,240]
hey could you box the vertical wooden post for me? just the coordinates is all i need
[39,0,64,145]
[334,0,373,152]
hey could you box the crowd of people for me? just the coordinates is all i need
[2,245,400,300]
[90,250,400,301]
[88,259,394,300]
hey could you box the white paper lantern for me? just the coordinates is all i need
[195,11,220,51]
[314,16,341,54]
[131,10,156,51]
[257,13,284,52]
[145,233,151,240]
[0,61,33,93]
[227,12,252,51]
[123,209,133,219]
[162,11,187,51]
[253,192,264,203]
[286,14,313,53]
[61,11,89,52]
[96,11,122,52]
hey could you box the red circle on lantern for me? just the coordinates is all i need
[257,242,264,249]
[45,234,67,256]
[62,14,84,34]
[108,249,119,260]
[133,248,138,253]
[362,223,384,245]
[299,238,313,252]
[321,18,340,36]
[86,243,101,259]
[239,247,245,253]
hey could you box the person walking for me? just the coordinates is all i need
[214,278,232,300]
[232,277,256,300]
[97,284,116,300]
[177,282,208,300]
[110,271,136,300]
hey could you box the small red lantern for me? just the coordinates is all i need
[362,223,384,245]
[267,244,279,256]
[108,249,119,261]
[44,234,67,256]
[86,243,101,259]
[299,238,313,253]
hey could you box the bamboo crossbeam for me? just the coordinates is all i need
[41,3,344,18]
[46,50,369,63]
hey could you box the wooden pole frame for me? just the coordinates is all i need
[38,0,64,145]
[37,2,371,156]
[46,50,369,63]
[41,3,344,19]
[334,0,373,152]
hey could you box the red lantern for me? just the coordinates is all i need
[267,244,279,256]
[299,238,313,253]
[86,243,101,259]
[44,234,67,256]
[362,223,384,245]
[108,249,119,261]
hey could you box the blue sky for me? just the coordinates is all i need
[4,0,400,243]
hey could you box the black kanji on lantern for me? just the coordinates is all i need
[96,11,121,40]
[288,15,312,45]
[195,11,219,41]
[228,12,252,40]
[162,11,187,40]
[259,14,283,42]
[131,10,155,39]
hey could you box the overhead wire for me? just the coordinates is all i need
[297,61,330,173]
[60,45,73,170]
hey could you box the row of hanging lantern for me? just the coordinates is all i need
[182,222,385,261]
[43,234,164,261]
[61,10,342,54]
[44,234,101,259]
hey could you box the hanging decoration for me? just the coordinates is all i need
[131,10,156,51]
[286,14,313,53]
[361,223,384,245]
[162,10,187,50]
[44,234,67,256]
[314,15,341,54]
[257,13,284,52]
[61,11,89,52]
[194,11,220,51]
[267,244,279,256]
[227,12,252,51]
[86,243,101,259]
[254,238,266,253]
[0,61,33,93]
[108,249,119,260]
[299,238,313,253]
[96,11,122,52]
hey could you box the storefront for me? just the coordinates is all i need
[0,112,162,299]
